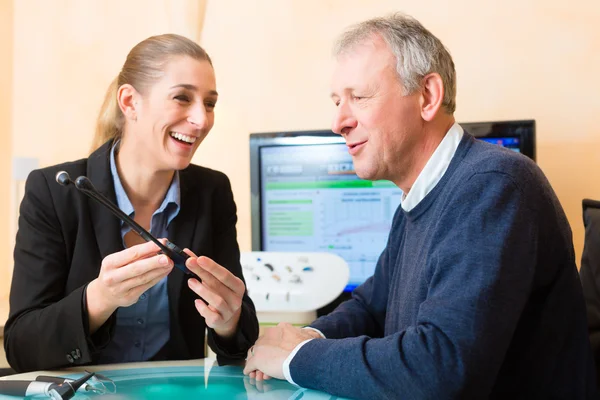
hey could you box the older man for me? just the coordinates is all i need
[244,13,596,399]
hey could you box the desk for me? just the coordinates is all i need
[0,359,349,399]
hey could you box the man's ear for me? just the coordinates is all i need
[419,73,445,122]
[117,84,140,122]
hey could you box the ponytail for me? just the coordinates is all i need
[91,76,123,153]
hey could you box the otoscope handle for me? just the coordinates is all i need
[0,380,55,397]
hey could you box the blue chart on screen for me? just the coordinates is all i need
[478,137,520,152]
[37,365,348,400]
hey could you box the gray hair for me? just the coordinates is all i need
[333,13,456,113]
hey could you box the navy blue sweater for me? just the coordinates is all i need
[291,134,597,399]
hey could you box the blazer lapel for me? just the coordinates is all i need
[166,167,200,357]
[167,168,200,302]
[86,140,124,264]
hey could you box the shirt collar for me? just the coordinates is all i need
[109,141,181,222]
[401,122,464,212]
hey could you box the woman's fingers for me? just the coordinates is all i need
[96,240,176,307]
[188,278,237,311]
[183,248,197,258]
[122,259,173,290]
[186,259,245,311]
[102,253,172,287]
[188,257,245,295]
[193,295,231,327]
[101,241,162,271]
[123,268,172,304]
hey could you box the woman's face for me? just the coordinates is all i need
[129,55,218,171]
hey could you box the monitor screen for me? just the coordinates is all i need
[250,120,536,292]
[462,120,535,161]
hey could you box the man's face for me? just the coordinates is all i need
[330,35,423,185]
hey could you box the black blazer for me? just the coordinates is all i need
[4,140,259,372]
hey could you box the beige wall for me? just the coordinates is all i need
[3,1,600,307]
[0,0,13,301]
[12,0,207,163]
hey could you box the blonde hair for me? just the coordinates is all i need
[91,34,212,152]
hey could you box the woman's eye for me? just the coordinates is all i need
[174,95,190,102]
[205,102,216,110]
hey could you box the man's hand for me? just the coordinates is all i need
[242,377,298,399]
[243,322,318,380]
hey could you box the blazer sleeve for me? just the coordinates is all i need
[4,170,96,372]
[206,173,259,362]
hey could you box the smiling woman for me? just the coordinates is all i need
[4,34,259,373]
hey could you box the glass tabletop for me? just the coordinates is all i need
[0,362,349,399]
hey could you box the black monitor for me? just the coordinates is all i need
[462,119,536,161]
[249,120,535,293]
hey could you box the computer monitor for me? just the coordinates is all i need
[250,120,535,292]
[462,119,536,161]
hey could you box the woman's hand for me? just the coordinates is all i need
[185,253,246,339]
[86,240,174,333]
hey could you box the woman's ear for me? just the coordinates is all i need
[419,73,445,122]
[117,84,140,122]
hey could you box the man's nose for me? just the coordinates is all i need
[331,102,357,135]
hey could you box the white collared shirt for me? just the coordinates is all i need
[401,122,464,211]
[282,122,464,385]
